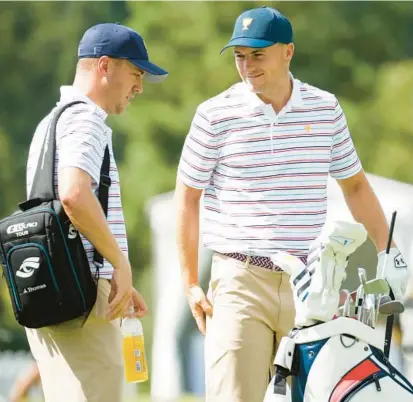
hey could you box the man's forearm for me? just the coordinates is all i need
[343,179,391,251]
[62,188,127,268]
[176,201,200,291]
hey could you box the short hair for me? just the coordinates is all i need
[75,57,127,75]
[75,58,99,74]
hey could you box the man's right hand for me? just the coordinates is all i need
[187,285,213,335]
[107,259,133,320]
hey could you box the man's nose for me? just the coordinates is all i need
[134,81,143,94]
[243,57,256,71]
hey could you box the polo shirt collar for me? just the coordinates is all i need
[58,85,108,121]
[242,72,303,113]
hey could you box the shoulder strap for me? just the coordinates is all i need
[29,100,87,201]
[27,100,111,269]
[93,146,111,267]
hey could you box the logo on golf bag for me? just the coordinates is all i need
[21,284,47,294]
[68,224,78,240]
[6,222,38,237]
[16,257,40,278]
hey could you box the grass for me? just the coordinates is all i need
[28,394,203,402]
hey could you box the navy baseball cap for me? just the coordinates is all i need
[78,23,168,83]
[221,7,293,53]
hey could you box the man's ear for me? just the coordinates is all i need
[285,43,295,62]
[97,56,111,75]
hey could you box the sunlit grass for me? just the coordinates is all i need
[28,394,203,402]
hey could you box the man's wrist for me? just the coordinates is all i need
[186,282,201,294]
[187,284,205,303]
[378,246,399,256]
[183,268,199,292]
[113,255,130,271]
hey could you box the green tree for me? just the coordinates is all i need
[0,1,129,216]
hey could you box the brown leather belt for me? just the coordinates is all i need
[220,252,283,272]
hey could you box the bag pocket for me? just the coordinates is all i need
[6,242,62,325]
[341,369,413,401]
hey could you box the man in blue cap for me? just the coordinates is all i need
[24,23,167,401]
[176,6,408,402]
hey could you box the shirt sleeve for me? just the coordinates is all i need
[57,105,106,186]
[177,106,220,189]
[329,98,363,179]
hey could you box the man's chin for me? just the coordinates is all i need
[243,79,263,94]
[114,105,128,115]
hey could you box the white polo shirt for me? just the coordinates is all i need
[26,86,128,279]
[178,75,362,260]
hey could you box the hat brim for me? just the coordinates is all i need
[220,38,275,54]
[129,59,168,83]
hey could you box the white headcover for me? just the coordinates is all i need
[271,221,367,327]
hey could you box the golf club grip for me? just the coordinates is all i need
[384,315,394,359]
[386,211,397,254]
[383,288,396,359]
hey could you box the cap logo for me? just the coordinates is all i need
[242,18,253,31]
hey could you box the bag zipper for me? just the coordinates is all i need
[4,257,21,311]
[343,371,386,401]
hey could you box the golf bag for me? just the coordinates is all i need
[264,317,413,401]
[0,101,110,328]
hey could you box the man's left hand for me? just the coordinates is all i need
[377,247,409,301]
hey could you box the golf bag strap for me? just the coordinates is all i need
[28,101,86,201]
[93,146,111,268]
[384,289,395,359]
[24,100,111,271]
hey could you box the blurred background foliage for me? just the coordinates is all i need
[1,0,413,393]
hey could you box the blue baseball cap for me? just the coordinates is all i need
[221,7,293,53]
[78,23,168,83]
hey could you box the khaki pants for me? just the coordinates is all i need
[205,253,295,402]
[25,279,123,402]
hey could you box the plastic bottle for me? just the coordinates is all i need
[121,308,148,383]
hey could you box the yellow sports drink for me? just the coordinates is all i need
[121,313,148,383]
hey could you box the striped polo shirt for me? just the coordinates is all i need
[178,75,362,260]
[26,86,128,279]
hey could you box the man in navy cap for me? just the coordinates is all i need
[176,6,408,401]
[24,23,167,401]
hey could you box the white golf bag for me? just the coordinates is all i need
[264,220,413,401]
[265,317,413,401]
